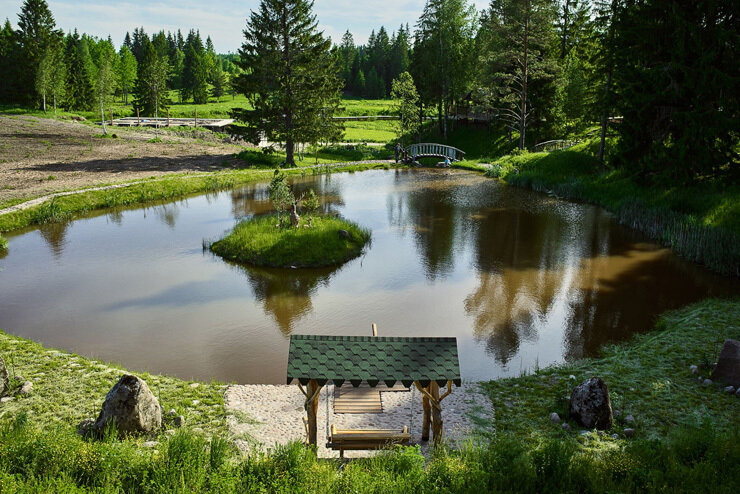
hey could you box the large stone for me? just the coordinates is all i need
[712,339,740,387]
[0,355,8,397]
[94,375,161,436]
[569,377,614,430]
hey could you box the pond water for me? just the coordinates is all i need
[1,169,736,384]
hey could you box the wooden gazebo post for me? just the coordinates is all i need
[414,380,453,444]
[298,379,323,446]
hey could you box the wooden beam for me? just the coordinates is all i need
[415,381,431,441]
[430,381,443,444]
[372,323,378,337]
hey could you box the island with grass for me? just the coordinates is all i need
[210,171,370,268]
[210,214,370,268]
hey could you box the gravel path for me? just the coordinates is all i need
[225,383,494,458]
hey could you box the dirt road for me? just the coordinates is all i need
[0,115,247,206]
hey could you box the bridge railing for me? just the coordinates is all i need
[532,140,578,153]
[405,143,466,162]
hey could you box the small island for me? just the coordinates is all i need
[210,215,371,268]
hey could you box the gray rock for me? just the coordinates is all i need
[613,410,621,418]
[0,355,8,397]
[690,365,699,375]
[17,381,32,396]
[165,429,176,435]
[624,414,635,425]
[724,386,735,394]
[712,339,740,387]
[337,229,351,239]
[549,412,561,424]
[702,378,713,386]
[77,418,95,436]
[174,415,184,428]
[168,408,177,417]
[562,423,571,432]
[143,441,158,448]
[504,400,513,408]
[624,428,636,438]
[611,434,620,440]
[736,388,740,397]
[0,396,15,403]
[94,374,161,437]
[569,377,614,430]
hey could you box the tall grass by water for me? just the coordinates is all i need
[496,144,740,276]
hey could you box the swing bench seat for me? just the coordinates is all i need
[327,425,410,456]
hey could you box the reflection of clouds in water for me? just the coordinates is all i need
[104,278,246,311]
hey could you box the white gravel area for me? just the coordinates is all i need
[225,382,494,458]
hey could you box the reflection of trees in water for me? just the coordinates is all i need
[153,203,180,229]
[387,176,466,281]
[464,201,734,368]
[464,205,608,366]
[229,175,345,219]
[38,222,69,258]
[235,264,340,336]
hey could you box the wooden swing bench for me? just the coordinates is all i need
[327,425,410,457]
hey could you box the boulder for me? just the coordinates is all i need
[711,339,740,387]
[94,374,161,436]
[0,355,8,397]
[337,229,351,239]
[549,412,561,424]
[569,377,614,430]
[624,428,636,438]
[17,381,33,396]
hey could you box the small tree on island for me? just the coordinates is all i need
[390,71,420,145]
[301,189,320,223]
[268,170,294,227]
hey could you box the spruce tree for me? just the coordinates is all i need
[17,0,61,105]
[232,0,343,166]
[133,40,170,116]
[0,19,23,104]
[64,31,94,111]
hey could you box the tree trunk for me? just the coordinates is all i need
[560,0,570,59]
[421,389,431,441]
[53,94,57,115]
[430,381,443,444]
[100,97,107,135]
[520,1,530,151]
[598,69,612,162]
[282,6,294,166]
[42,93,46,113]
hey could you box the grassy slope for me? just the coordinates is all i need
[0,330,227,436]
[486,298,740,442]
[211,215,371,268]
[0,301,738,492]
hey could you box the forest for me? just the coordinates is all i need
[1,0,737,182]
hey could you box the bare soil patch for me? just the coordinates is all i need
[0,115,247,206]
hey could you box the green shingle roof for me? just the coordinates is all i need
[287,335,461,388]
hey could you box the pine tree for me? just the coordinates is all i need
[133,40,170,116]
[0,20,23,104]
[64,31,94,110]
[232,0,344,166]
[211,62,226,101]
[17,0,61,106]
[479,0,560,149]
[414,0,477,140]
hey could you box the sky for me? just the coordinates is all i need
[1,0,490,53]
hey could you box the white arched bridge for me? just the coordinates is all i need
[404,143,466,163]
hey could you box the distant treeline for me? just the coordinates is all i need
[0,0,239,116]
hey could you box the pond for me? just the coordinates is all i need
[1,169,736,384]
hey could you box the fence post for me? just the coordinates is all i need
[167,108,170,127]
[136,108,140,126]
[194,108,197,128]
[110,108,113,126]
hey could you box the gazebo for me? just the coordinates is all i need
[287,334,461,449]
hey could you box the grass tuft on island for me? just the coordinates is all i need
[210,215,371,268]
[0,234,7,252]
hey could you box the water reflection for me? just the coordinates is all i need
[0,169,735,384]
[233,264,340,335]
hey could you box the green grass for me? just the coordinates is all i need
[235,143,390,168]
[1,412,737,492]
[485,298,740,442]
[210,215,371,268]
[0,234,7,251]
[491,142,740,276]
[342,119,397,142]
[0,330,228,436]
